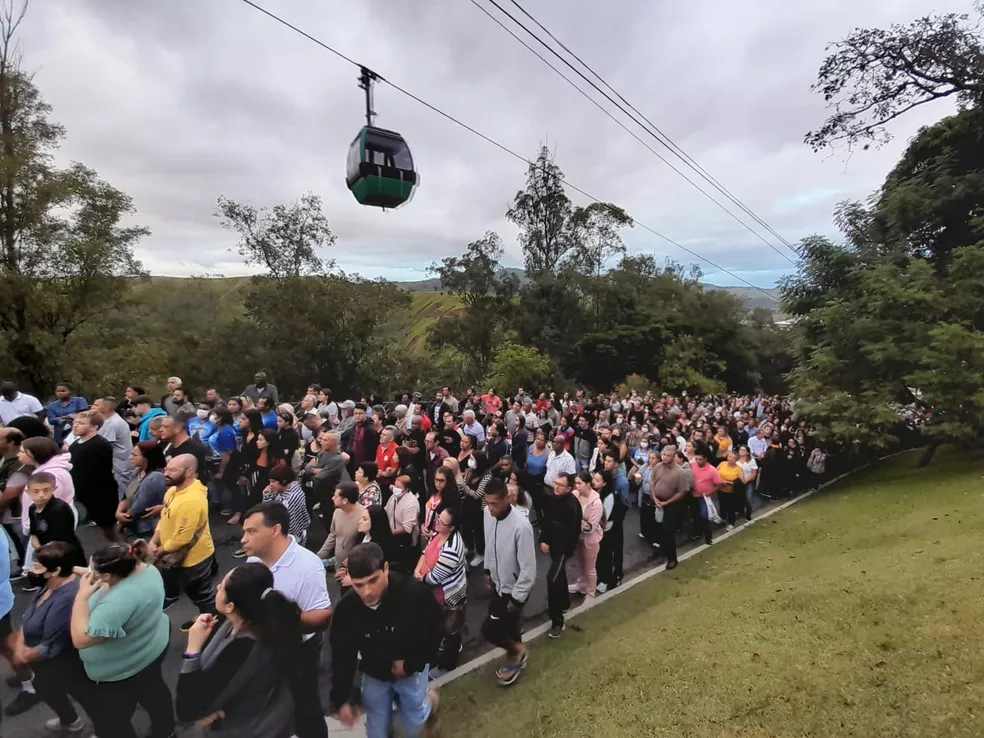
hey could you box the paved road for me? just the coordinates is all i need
[0,495,766,736]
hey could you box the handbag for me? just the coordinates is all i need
[155,513,209,570]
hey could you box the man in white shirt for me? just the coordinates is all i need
[0,382,43,425]
[242,501,331,738]
[748,427,769,462]
[544,434,576,489]
[461,409,486,447]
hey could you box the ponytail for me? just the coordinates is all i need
[224,563,303,676]
[91,539,152,578]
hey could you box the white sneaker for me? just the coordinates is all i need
[725,524,734,531]
[568,584,580,594]
[468,553,484,567]
[596,583,608,594]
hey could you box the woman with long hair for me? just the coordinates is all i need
[592,469,621,593]
[736,445,758,520]
[414,507,467,673]
[176,563,301,737]
[571,472,604,597]
[357,504,395,562]
[70,541,174,738]
[462,450,492,568]
[232,409,265,524]
[116,441,167,538]
[275,410,300,466]
[421,466,461,542]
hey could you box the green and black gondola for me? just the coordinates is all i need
[346,67,418,209]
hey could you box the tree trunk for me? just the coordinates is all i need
[917,441,940,468]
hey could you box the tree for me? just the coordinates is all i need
[806,2,984,151]
[484,343,554,395]
[427,232,517,380]
[217,193,407,398]
[0,0,148,394]
[871,107,984,264]
[506,146,572,277]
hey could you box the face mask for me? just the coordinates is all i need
[393,486,405,495]
[209,415,218,424]
[197,409,209,420]
[639,441,649,449]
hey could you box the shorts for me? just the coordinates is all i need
[0,613,12,641]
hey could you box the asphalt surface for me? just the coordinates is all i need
[0,495,769,737]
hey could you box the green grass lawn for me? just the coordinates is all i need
[440,449,984,737]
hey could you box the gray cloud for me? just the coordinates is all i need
[19,0,973,285]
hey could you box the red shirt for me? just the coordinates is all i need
[376,442,400,477]
[482,394,502,415]
[690,461,722,497]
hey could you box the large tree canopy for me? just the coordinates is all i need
[806,1,984,152]
[0,0,147,393]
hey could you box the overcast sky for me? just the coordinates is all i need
[19,0,971,286]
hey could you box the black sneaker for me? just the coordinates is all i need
[666,560,678,570]
[4,689,41,716]
[548,623,565,639]
[180,620,196,633]
[232,548,247,559]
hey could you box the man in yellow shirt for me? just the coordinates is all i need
[149,454,216,623]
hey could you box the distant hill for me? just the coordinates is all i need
[134,275,776,358]
[395,270,779,311]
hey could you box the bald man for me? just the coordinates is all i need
[150,454,216,618]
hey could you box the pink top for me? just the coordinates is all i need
[578,490,604,545]
[690,461,722,498]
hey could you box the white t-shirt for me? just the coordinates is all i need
[738,458,758,481]
[0,392,42,424]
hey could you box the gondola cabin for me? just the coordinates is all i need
[346,126,417,209]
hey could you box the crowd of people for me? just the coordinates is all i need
[0,374,830,737]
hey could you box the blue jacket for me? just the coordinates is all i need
[138,408,168,442]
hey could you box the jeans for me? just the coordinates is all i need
[546,552,570,627]
[361,667,431,738]
[162,554,216,612]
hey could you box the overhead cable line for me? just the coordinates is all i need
[475,0,798,265]
[505,0,799,256]
[236,0,779,302]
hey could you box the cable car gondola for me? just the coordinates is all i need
[346,67,418,209]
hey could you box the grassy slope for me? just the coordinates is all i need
[132,277,462,353]
[440,449,984,738]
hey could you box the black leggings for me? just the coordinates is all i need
[462,496,485,556]
[33,652,87,726]
[81,645,174,738]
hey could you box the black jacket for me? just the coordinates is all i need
[539,490,582,558]
[329,573,443,711]
[340,420,380,469]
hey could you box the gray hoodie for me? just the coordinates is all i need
[483,506,537,604]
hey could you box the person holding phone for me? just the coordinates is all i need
[176,563,301,737]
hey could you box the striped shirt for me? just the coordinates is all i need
[423,530,467,607]
[263,482,311,541]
